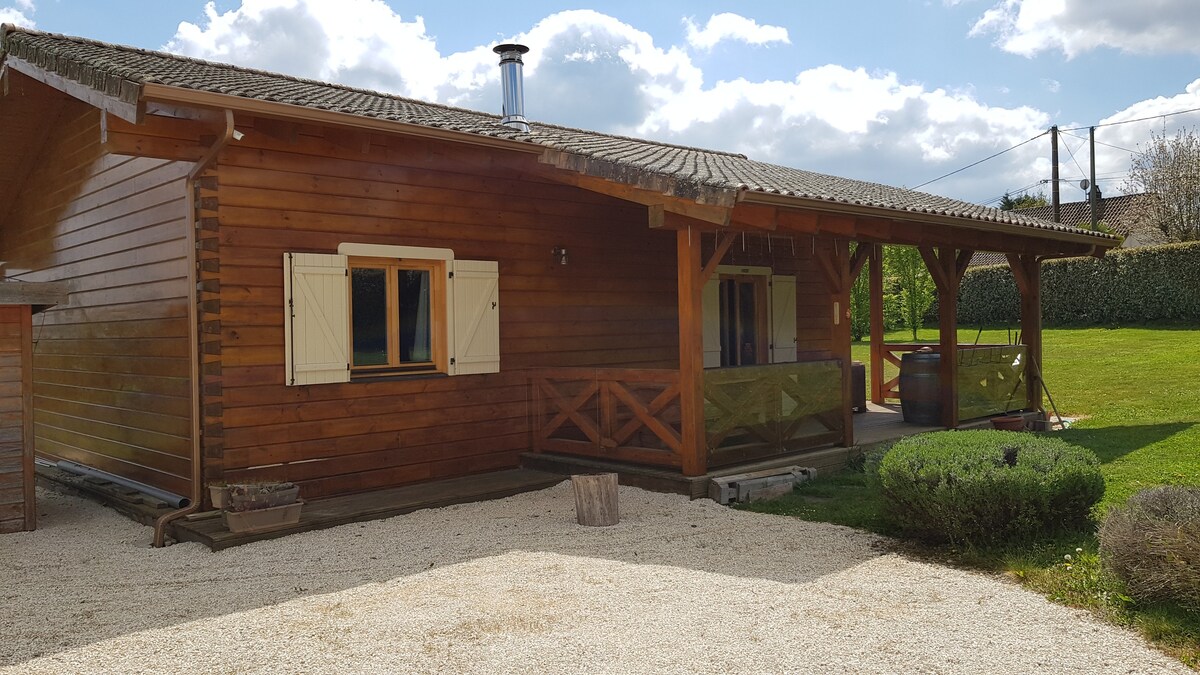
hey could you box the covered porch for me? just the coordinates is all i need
[517,172,1113,488]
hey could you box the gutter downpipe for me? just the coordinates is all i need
[153,109,235,548]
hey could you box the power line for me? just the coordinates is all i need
[912,131,1048,190]
[1060,129,1138,155]
[1061,105,1200,132]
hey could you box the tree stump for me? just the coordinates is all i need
[572,473,619,526]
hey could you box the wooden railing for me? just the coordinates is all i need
[705,360,844,467]
[873,343,1028,421]
[529,368,683,468]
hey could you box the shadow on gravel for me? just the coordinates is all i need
[1,483,886,667]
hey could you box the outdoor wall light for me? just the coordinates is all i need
[552,246,568,266]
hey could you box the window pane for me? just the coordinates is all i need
[738,281,758,365]
[351,268,388,366]
[397,269,431,363]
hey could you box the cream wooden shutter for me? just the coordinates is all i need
[702,277,722,368]
[449,259,500,375]
[284,252,350,385]
[770,274,797,363]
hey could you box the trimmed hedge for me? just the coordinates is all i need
[952,241,1200,326]
[1099,486,1200,610]
[878,430,1105,545]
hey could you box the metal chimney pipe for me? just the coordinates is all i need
[493,43,530,132]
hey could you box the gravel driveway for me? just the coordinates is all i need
[0,483,1187,674]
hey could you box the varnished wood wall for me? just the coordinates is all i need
[0,101,194,497]
[209,116,683,497]
[0,306,34,533]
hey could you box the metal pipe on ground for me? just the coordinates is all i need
[55,460,190,508]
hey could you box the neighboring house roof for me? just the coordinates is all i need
[969,193,1164,266]
[0,25,1120,247]
[1014,193,1145,233]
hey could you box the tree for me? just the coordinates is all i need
[998,191,1048,211]
[885,245,935,341]
[1125,127,1200,242]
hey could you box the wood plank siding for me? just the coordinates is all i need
[0,306,34,533]
[0,100,194,496]
[210,117,686,498]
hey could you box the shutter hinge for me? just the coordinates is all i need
[450,357,456,365]
[448,271,454,279]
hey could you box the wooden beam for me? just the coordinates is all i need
[729,203,779,231]
[700,231,738,285]
[955,249,975,283]
[1008,254,1043,413]
[850,243,871,282]
[933,247,960,428]
[814,239,846,294]
[918,246,950,294]
[828,238,855,447]
[676,228,707,477]
[647,203,666,229]
[1005,253,1031,296]
[868,244,885,404]
[0,281,68,311]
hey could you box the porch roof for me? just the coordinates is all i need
[1,25,1118,251]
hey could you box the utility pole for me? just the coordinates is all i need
[1089,126,1099,229]
[1051,125,1061,223]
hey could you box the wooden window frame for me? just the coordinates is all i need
[348,256,448,377]
[718,273,769,367]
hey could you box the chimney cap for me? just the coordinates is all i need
[493,43,529,56]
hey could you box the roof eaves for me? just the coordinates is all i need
[2,23,144,122]
[740,190,1122,248]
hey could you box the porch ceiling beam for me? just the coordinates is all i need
[536,163,734,227]
[700,231,739,285]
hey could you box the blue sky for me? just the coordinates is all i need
[5,0,1200,204]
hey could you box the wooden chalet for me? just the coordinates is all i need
[0,27,1120,543]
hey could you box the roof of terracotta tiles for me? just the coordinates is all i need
[1,25,1120,244]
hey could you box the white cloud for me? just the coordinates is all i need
[165,2,1065,203]
[970,0,1200,58]
[0,2,35,27]
[682,13,790,50]
[1041,78,1061,93]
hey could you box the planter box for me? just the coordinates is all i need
[222,501,303,534]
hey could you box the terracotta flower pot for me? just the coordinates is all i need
[991,415,1026,432]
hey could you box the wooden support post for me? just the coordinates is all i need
[572,473,619,526]
[920,246,962,428]
[868,244,885,404]
[1007,253,1043,413]
[677,228,707,476]
[820,238,855,447]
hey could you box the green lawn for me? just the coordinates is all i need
[747,326,1200,666]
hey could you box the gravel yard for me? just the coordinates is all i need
[0,483,1187,674]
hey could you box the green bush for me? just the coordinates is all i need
[956,241,1200,326]
[1099,486,1200,610]
[878,430,1105,545]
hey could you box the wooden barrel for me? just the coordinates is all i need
[899,351,941,425]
